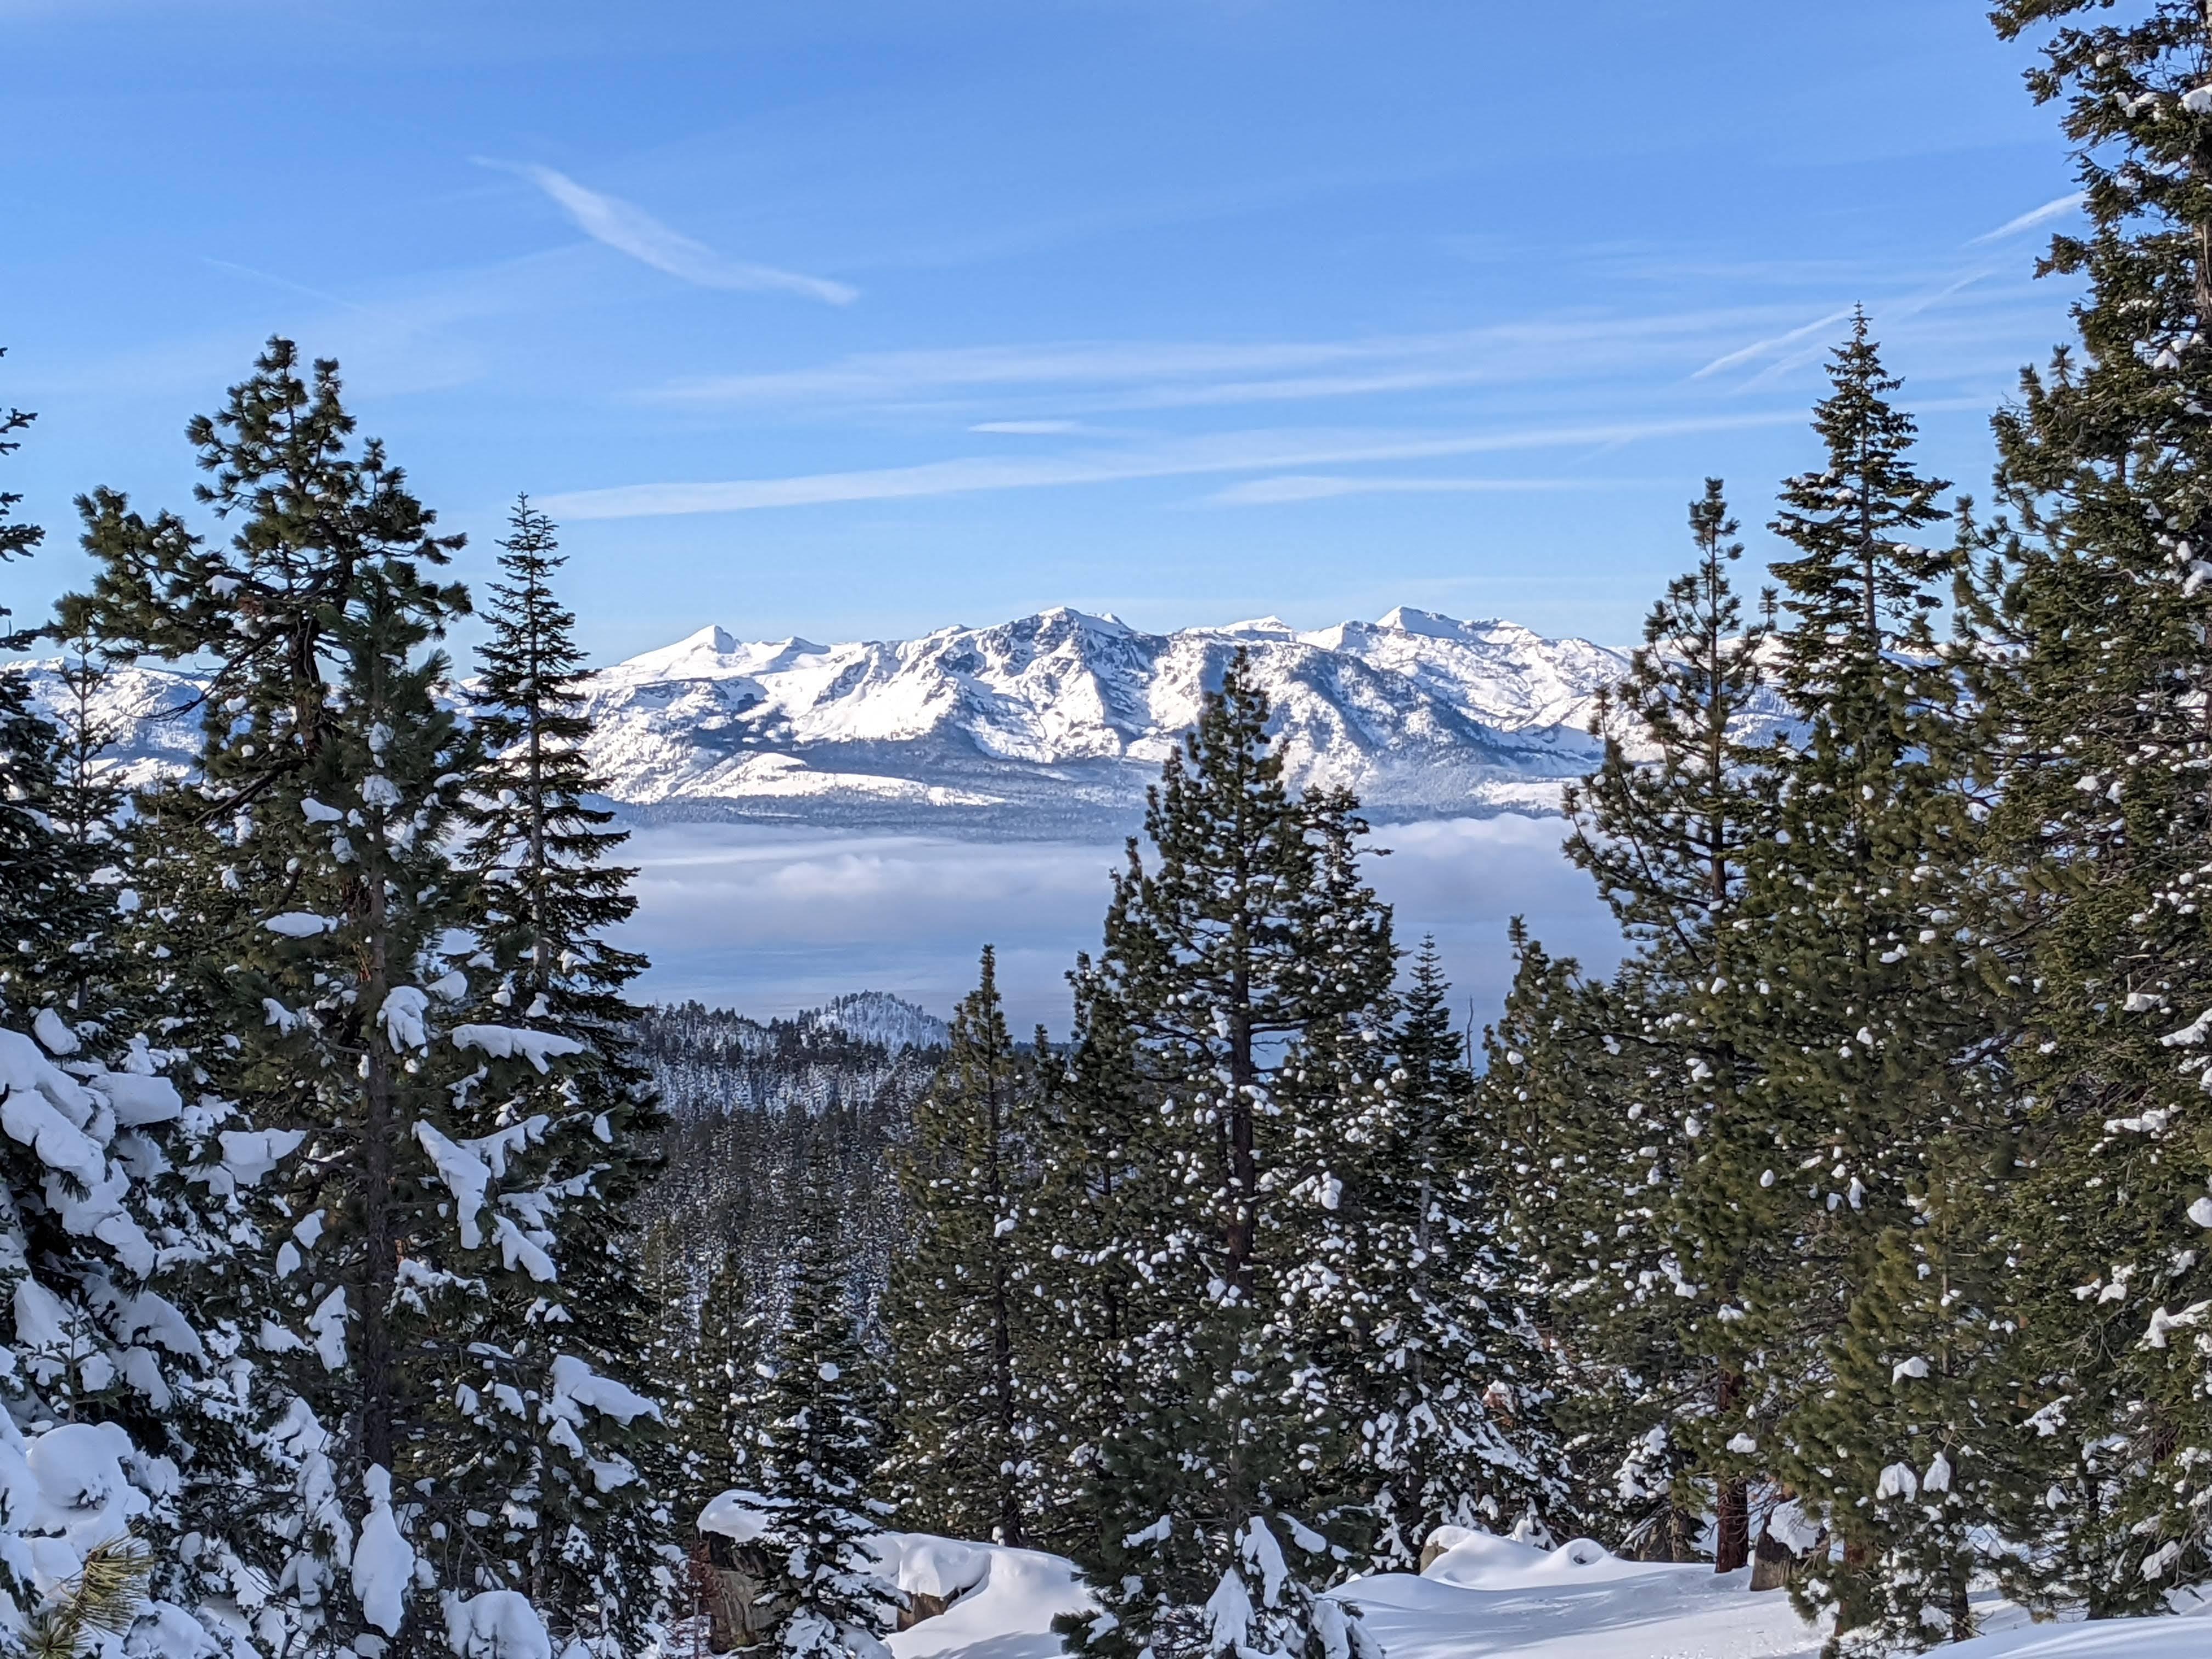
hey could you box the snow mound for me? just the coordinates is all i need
[1417,1530,1648,1589]
[872,1533,1092,1659]
[698,1516,2212,1659]
[1338,1531,1821,1659]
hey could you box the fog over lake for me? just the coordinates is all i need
[618,812,1623,1036]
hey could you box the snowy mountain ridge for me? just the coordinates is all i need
[570,604,1654,832]
[21,605,1779,833]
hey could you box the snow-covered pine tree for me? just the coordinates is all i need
[1947,0,2212,1615]
[462,495,673,1648]
[43,631,132,1027]
[0,352,106,1023]
[1477,928,1663,1551]
[67,340,661,1656]
[0,1020,289,1659]
[1352,939,1571,1567]
[0,347,293,1659]
[747,1142,902,1659]
[1781,1148,2020,1654]
[1023,948,1156,1565]
[1049,652,1393,1659]
[1548,479,1779,1571]
[682,1246,763,1523]
[883,946,1042,1546]
[1725,319,1999,1648]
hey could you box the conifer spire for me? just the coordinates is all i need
[885,946,1042,1547]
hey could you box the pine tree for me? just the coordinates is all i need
[463,495,672,1648]
[1479,929,1668,1552]
[884,947,1041,1545]
[1549,479,1778,1572]
[1950,0,2212,1615]
[686,1245,764,1519]
[0,347,292,1656]
[0,353,104,1022]
[1047,652,1395,1659]
[44,631,130,1025]
[1780,1148,2020,1650]
[1724,319,1998,1649]
[66,341,661,1655]
[749,1144,902,1659]
[1352,939,1570,1567]
[1023,951,1154,1564]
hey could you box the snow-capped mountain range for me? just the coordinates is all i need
[572,606,1636,830]
[24,606,1735,833]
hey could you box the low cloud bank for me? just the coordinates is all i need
[619,814,1622,1038]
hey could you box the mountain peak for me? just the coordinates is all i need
[1378,606,1488,640]
[677,624,737,653]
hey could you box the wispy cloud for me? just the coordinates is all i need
[653,311,1813,415]
[541,410,1820,521]
[970,419,1084,435]
[1209,475,1631,505]
[1968,191,2085,246]
[475,158,856,305]
[1690,308,1855,381]
[201,257,376,315]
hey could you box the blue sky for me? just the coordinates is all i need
[4,0,2082,662]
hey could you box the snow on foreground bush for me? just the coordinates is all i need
[0,1024,237,1658]
[0,1018,632,1659]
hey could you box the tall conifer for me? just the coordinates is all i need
[68,342,662,1654]
[464,495,672,1646]
[1549,479,1777,1570]
[884,947,1041,1545]
[0,353,103,1019]
[748,1145,902,1659]
[1955,0,2212,1614]
[1727,320,1995,1648]
[1049,653,1395,1659]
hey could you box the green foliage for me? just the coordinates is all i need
[1541,479,1779,1566]
[884,947,1046,1546]
[1957,0,2212,1617]
[66,341,668,1653]
[751,1143,903,1659]
[1041,652,1410,1659]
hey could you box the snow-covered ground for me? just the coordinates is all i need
[866,1527,2212,1659]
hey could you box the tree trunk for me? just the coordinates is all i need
[359,865,399,1480]
[1714,1478,1749,1574]
[1713,1369,1748,1572]
[1948,1567,1972,1643]
[1748,1518,1795,1592]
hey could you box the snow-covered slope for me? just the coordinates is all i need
[797,991,950,1052]
[16,606,1782,833]
[576,606,1650,831]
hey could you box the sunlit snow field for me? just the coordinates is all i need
[617,812,1622,1033]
